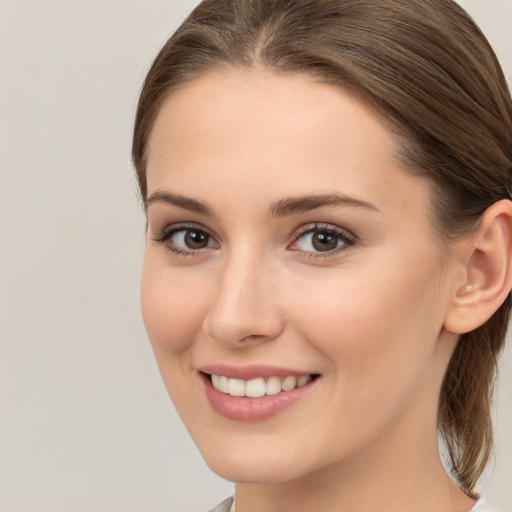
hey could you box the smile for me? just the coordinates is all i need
[200,368,320,422]
[210,374,313,398]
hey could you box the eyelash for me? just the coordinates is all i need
[151,222,357,259]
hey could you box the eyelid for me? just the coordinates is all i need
[151,221,213,241]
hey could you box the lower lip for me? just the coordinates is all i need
[201,373,317,422]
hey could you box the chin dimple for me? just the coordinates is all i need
[210,374,313,397]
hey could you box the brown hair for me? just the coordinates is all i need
[132,0,512,493]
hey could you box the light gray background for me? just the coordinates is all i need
[0,1,510,511]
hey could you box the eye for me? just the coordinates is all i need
[172,228,212,250]
[152,224,218,255]
[290,224,355,255]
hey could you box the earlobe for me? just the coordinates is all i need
[444,199,512,334]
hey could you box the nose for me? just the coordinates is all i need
[202,250,284,348]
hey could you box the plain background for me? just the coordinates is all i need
[0,1,510,511]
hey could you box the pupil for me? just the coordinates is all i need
[312,231,338,251]
[185,230,208,249]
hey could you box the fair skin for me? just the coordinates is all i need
[141,69,510,512]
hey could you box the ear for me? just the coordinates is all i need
[444,199,512,334]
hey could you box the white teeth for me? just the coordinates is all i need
[281,376,296,391]
[219,375,229,393]
[297,375,310,387]
[228,378,245,397]
[211,374,221,390]
[210,373,313,397]
[245,378,266,398]
[265,376,282,395]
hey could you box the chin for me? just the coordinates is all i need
[195,438,303,483]
[206,458,305,484]
[197,433,336,485]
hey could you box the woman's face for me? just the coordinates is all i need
[141,69,461,483]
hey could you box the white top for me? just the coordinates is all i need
[471,500,497,512]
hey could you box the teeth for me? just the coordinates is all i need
[265,376,281,395]
[281,376,296,391]
[219,375,229,393]
[297,375,309,387]
[210,373,313,397]
[211,374,221,390]
[245,378,266,398]
[228,378,245,397]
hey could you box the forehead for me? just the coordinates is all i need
[146,69,429,221]
[148,69,397,157]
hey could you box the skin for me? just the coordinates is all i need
[141,69,479,512]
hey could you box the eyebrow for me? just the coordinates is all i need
[145,190,378,217]
[269,193,379,217]
[145,190,214,216]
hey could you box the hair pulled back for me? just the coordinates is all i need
[132,0,512,493]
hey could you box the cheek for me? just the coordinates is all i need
[288,257,444,384]
[140,257,210,356]
[285,268,445,447]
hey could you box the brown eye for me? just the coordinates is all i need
[183,229,210,249]
[291,225,355,256]
[153,225,217,255]
[311,230,339,252]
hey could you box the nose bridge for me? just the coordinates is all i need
[202,244,282,346]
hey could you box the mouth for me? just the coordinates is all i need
[207,373,317,398]
[198,368,320,422]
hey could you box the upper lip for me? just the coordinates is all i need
[198,364,317,381]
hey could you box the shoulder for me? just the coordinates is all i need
[208,496,234,512]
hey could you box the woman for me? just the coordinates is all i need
[132,1,512,511]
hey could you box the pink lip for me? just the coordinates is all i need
[198,367,319,422]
